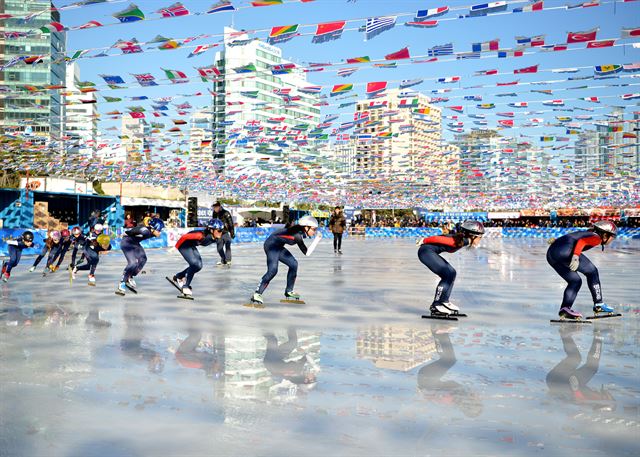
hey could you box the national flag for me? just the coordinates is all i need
[470,1,508,16]
[398,98,419,108]
[621,27,640,38]
[428,43,453,56]
[512,0,544,12]
[567,28,598,43]
[159,40,180,50]
[188,44,217,58]
[268,24,299,44]
[100,75,126,85]
[594,64,621,75]
[233,63,256,73]
[40,22,65,33]
[271,63,296,74]
[509,101,528,107]
[385,47,410,60]
[113,3,145,23]
[464,95,482,101]
[623,132,638,139]
[540,136,554,141]
[114,39,142,54]
[543,99,564,106]
[496,81,519,86]
[413,108,431,115]
[405,20,439,28]
[132,73,157,86]
[206,2,235,14]
[312,21,346,43]
[447,106,464,113]
[400,78,423,88]
[514,64,539,74]
[498,49,524,58]
[76,20,103,29]
[251,0,283,6]
[552,68,579,73]
[130,112,145,119]
[157,2,189,17]
[331,84,353,95]
[498,120,514,127]
[587,39,615,48]
[299,85,322,94]
[23,55,45,65]
[366,81,387,95]
[623,62,640,72]
[456,52,481,60]
[346,56,370,64]
[196,65,221,80]
[374,62,397,68]
[66,50,89,62]
[337,67,358,77]
[415,6,449,18]
[364,16,396,40]
[437,76,460,83]
[472,39,499,52]
[621,93,640,100]
[515,35,545,47]
[497,112,514,117]
[163,68,189,83]
[104,96,122,103]
[173,119,188,125]
[477,103,495,109]
[475,69,498,76]
[567,1,600,8]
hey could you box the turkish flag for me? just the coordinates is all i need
[567,28,598,43]
[586,39,615,48]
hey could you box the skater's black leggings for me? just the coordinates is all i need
[121,236,147,282]
[177,245,202,288]
[257,239,298,295]
[546,332,602,397]
[5,245,22,274]
[546,250,602,308]
[76,246,99,275]
[418,245,457,305]
[32,244,52,268]
[216,232,232,263]
[333,232,343,251]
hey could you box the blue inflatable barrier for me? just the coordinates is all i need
[365,227,442,238]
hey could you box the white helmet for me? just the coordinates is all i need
[93,223,104,232]
[298,215,319,228]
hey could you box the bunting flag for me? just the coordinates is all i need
[587,39,615,48]
[567,28,598,43]
[385,47,410,60]
[364,16,396,40]
[233,63,256,73]
[75,20,103,29]
[398,98,419,108]
[513,1,544,12]
[457,52,481,60]
[541,44,568,51]
[337,67,358,77]
[331,84,353,96]
[159,40,181,50]
[477,103,496,109]
[400,78,423,88]
[509,101,529,107]
[346,56,370,63]
[498,119,514,127]
[100,75,126,85]
[299,85,322,94]
[207,2,235,14]
[415,6,449,18]
[312,21,346,43]
[188,44,217,58]
[621,27,640,38]
[623,62,640,72]
[157,3,190,17]
[251,0,283,6]
[196,65,221,80]
[475,69,498,76]
[366,81,387,95]
[438,76,460,83]
[405,20,439,28]
[113,3,145,23]
[23,55,45,65]
[516,35,545,47]
[470,1,508,16]
[40,22,65,33]
[271,63,296,74]
[594,64,622,75]
[514,64,539,74]
[268,24,299,44]
[162,68,189,83]
[498,49,525,58]
[472,39,499,52]
[428,43,454,56]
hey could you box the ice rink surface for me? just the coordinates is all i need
[1,238,639,456]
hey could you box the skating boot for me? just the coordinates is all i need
[216,260,225,266]
[282,291,305,304]
[88,274,96,286]
[125,278,138,294]
[29,266,36,272]
[174,275,185,289]
[115,282,127,296]
[71,266,77,280]
[2,272,9,283]
[225,261,232,267]
[587,303,621,320]
[442,302,467,317]
[179,286,194,300]
[338,250,343,254]
[245,292,265,309]
[422,303,457,321]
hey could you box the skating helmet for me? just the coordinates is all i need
[61,229,70,238]
[298,215,319,228]
[22,230,34,242]
[97,234,111,249]
[50,230,61,242]
[592,220,617,237]
[148,218,165,232]
[207,219,225,231]
[93,223,104,233]
[71,226,82,236]
[460,220,485,236]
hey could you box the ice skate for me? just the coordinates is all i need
[281,291,305,304]
[2,272,9,283]
[422,303,458,321]
[550,307,591,324]
[442,302,467,317]
[29,266,36,272]
[165,276,184,292]
[587,303,622,320]
[244,292,265,309]
[178,286,194,300]
[125,278,138,294]
[87,274,96,286]
[115,282,127,296]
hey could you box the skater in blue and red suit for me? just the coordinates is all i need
[417,220,485,317]
[116,218,164,295]
[169,219,224,298]
[67,226,86,271]
[250,215,321,306]
[48,229,71,272]
[29,230,62,274]
[2,230,34,282]
[546,220,617,320]
[74,226,111,286]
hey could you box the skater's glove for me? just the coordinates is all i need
[569,255,580,271]
[415,238,422,246]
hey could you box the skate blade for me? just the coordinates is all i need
[422,315,458,321]
[115,290,126,296]
[243,302,265,309]
[280,299,305,304]
[451,313,468,317]
[177,295,194,300]
[586,313,622,320]
[550,319,591,324]
[87,283,96,287]
[165,276,182,292]
[125,285,138,294]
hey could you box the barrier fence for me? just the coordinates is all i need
[2,227,639,256]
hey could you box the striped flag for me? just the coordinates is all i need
[515,35,545,47]
[337,67,358,77]
[456,52,481,60]
[514,64,539,74]
[498,49,525,58]
[475,69,498,76]
[268,24,299,44]
[509,101,528,107]
[331,84,353,96]
[400,78,423,88]
[157,2,190,17]
[364,16,396,40]
[437,76,460,83]
[621,27,640,38]
[415,6,449,18]
[346,56,370,63]
[513,1,544,12]
[472,39,499,52]
[206,2,235,14]
[428,43,454,56]
[541,44,568,52]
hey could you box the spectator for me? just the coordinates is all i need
[124,214,136,229]
[212,201,235,266]
[329,207,346,254]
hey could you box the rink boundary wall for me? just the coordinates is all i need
[2,227,639,256]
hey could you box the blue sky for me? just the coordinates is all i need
[59,0,640,144]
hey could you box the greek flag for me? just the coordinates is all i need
[428,43,454,56]
[364,16,396,40]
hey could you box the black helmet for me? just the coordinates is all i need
[22,230,34,242]
[460,220,485,236]
[592,220,617,237]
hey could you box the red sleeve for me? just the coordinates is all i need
[573,234,601,256]
[421,236,457,248]
[175,231,204,249]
